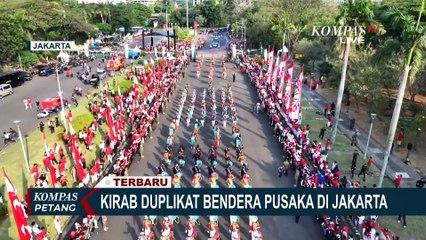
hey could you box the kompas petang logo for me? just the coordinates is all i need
[311,25,380,44]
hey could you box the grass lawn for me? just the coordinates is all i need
[300,98,426,239]
[0,75,135,239]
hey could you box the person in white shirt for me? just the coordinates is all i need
[31,222,42,235]
[54,216,62,234]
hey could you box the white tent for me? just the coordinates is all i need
[57,51,70,63]
[132,46,141,53]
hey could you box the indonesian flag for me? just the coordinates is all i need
[162,56,165,76]
[69,131,86,181]
[289,65,304,121]
[277,55,288,99]
[271,53,281,91]
[105,99,118,142]
[53,142,62,154]
[117,86,123,114]
[266,47,275,85]
[49,164,57,188]
[2,168,31,240]
[378,226,391,240]
[42,132,50,154]
[283,60,294,110]
[163,24,167,32]
[194,21,198,35]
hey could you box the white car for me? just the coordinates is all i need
[37,110,50,119]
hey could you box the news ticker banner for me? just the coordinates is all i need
[27,177,426,216]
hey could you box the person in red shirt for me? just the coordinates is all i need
[397,128,404,148]
[31,164,39,183]
[395,174,403,188]
[367,156,373,174]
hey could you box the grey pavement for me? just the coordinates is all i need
[0,60,100,150]
[301,84,421,186]
[90,36,323,240]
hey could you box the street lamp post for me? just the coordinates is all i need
[186,0,189,30]
[364,113,377,159]
[56,70,68,133]
[13,120,30,173]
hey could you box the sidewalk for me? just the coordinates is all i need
[302,85,421,187]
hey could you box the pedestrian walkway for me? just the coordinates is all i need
[302,85,421,187]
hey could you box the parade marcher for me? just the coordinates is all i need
[395,174,403,188]
[39,121,45,133]
[319,127,326,139]
[358,163,368,181]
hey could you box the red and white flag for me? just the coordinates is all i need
[53,142,62,154]
[277,55,288,98]
[283,60,294,110]
[49,164,58,188]
[271,54,281,91]
[2,168,31,240]
[289,65,304,121]
[42,132,50,154]
[266,47,275,85]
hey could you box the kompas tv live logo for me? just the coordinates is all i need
[311,25,380,44]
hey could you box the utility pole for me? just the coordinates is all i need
[166,0,168,29]
[330,38,350,143]
[186,0,189,30]
[56,70,68,133]
[13,120,30,173]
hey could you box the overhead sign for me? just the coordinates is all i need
[30,41,76,51]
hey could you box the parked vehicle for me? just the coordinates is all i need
[37,110,50,119]
[19,71,33,81]
[0,84,13,99]
[40,97,68,112]
[83,74,101,85]
[35,64,55,76]
[0,71,25,87]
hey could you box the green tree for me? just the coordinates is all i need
[378,0,426,187]
[130,3,152,26]
[200,0,225,27]
[294,38,328,72]
[0,14,28,65]
[330,0,375,143]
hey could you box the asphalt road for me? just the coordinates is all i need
[90,34,323,240]
[0,37,165,151]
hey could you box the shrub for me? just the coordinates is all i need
[20,52,39,67]
[0,203,8,217]
[114,79,134,93]
[73,114,94,131]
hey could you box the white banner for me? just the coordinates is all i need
[95,176,172,188]
[30,41,76,51]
